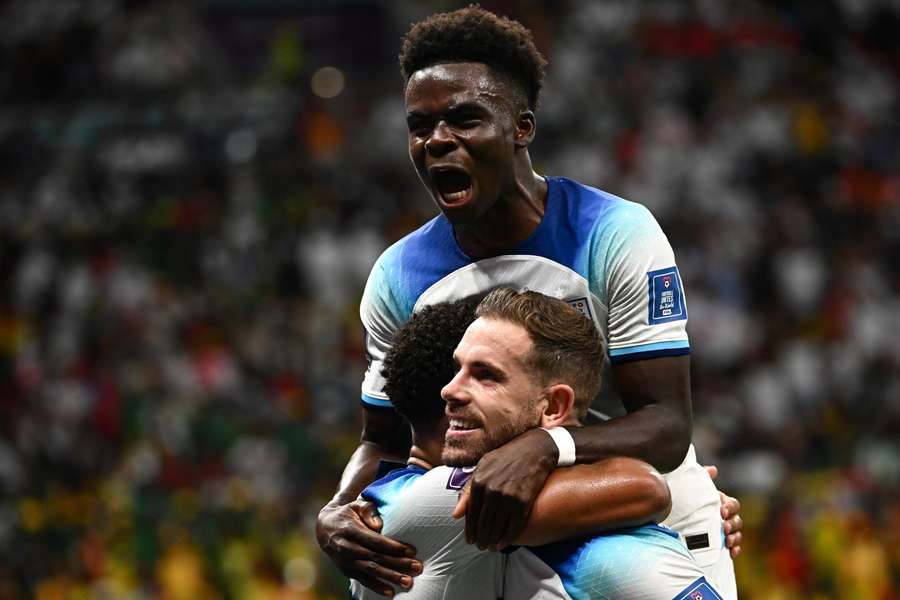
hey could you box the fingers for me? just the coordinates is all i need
[726,531,742,558]
[465,478,485,545]
[477,500,509,550]
[348,524,417,559]
[719,491,741,521]
[724,513,743,536]
[352,500,384,531]
[453,483,471,519]
[704,464,719,480]
[335,539,422,595]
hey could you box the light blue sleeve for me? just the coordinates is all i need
[588,201,690,364]
[359,242,410,407]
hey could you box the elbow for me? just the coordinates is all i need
[653,415,692,473]
[644,469,672,524]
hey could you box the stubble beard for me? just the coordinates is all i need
[442,402,540,467]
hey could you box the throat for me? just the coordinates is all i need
[455,177,547,259]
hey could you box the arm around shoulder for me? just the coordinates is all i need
[513,456,671,547]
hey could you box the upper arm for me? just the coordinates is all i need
[612,355,691,418]
[598,202,690,366]
[358,247,412,453]
[360,243,410,410]
[514,457,671,546]
[361,402,411,455]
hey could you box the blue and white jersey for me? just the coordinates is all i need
[361,176,689,410]
[350,465,725,600]
[350,465,504,600]
[505,527,724,600]
[359,176,736,598]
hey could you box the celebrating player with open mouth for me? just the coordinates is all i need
[318,7,741,599]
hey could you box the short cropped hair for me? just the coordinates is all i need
[475,288,603,419]
[399,5,547,110]
[381,297,480,428]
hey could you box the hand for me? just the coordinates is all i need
[704,465,743,559]
[316,500,422,596]
[453,427,557,550]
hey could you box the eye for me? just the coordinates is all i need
[474,367,497,382]
[407,119,432,137]
[454,114,482,129]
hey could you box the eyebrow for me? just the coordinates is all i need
[470,358,507,379]
[406,101,487,121]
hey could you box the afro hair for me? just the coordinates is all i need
[399,5,547,110]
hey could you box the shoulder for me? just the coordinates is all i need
[360,465,427,508]
[550,177,661,237]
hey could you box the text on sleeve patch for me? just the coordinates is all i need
[647,266,687,325]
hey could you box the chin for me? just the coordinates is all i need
[441,444,482,468]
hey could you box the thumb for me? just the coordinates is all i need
[353,500,383,531]
[453,484,471,519]
[704,464,719,480]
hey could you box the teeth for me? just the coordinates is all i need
[443,188,469,201]
[449,419,475,430]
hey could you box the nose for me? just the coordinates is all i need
[424,120,456,156]
[441,369,469,408]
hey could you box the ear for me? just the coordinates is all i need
[539,383,575,428]
[514,110,536,149]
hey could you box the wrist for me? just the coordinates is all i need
[540,426,576,466]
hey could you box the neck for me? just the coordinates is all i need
[455,156,547,259]
[407,428,445,471]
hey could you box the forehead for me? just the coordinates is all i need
[456,317,532,367]
[405,62,511,112]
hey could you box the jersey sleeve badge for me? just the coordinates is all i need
[647,266,687,325]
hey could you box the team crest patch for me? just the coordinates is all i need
[675,577,724,600]
[565,297,593,321]
[647,266,687,325]
[446,466,475,490]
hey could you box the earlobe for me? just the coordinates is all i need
[540,384,575,428]
[514,111,536,149]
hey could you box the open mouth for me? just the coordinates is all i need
[430,167,473,205]
[446,417,481,438]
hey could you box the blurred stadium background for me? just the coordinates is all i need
[1,0,898,598]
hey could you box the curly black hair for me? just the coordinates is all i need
[381,297,480,428]
[399,5,547,110]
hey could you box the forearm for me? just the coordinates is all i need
[329,405,411,506]
[515,457,671,546]
[568,404,691,473]
[330,441,406,506]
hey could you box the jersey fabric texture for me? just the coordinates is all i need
[349,465,504,600]
[350,465,725,600]
[358,176,736,598]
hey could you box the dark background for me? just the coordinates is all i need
[1,1,898,598]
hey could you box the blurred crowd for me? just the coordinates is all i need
[0,0,897,598]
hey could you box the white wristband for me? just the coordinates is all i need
[540,427,576,466]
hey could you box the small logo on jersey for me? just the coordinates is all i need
[676,577,723,600]
[565,297,593,321]
[647,267,687,325]
[446,466,475,490]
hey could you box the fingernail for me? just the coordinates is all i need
[404,548,416,558]
[384,590,394,598]
[724,523,731,533]
[412,561,423,573]
[401,576,412,588]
